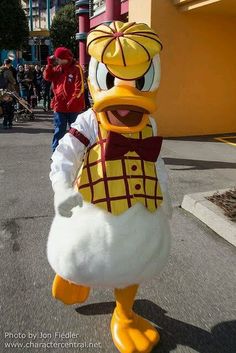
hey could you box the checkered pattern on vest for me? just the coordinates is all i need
[75,122,163,215]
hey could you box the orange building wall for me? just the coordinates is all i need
[129,0,236,136]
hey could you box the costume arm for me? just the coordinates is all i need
[50,110,97,187]
[50,110,98,217]
[50,134,86,217]
[50,133,86,190]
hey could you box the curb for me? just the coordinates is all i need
[181,189,236,247]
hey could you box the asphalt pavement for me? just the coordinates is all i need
[0,110,235,353]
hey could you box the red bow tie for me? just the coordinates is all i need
[105,131,163,162]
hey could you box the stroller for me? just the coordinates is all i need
[0,89,35,122]
[12,91,35,122]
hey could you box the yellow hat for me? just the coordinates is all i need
[87,21,162,80]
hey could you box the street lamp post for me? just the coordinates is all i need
[75,0,90,68]
[29,0,33,31]
[38,39,41,64]
[47,0,51,30]
[46,0,52,55]
[38,0,41,29]
[29,0,36,62]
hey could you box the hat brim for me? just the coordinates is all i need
[106,61,151,81]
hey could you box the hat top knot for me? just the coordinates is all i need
[113,32,124,38]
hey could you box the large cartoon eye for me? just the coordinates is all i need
[96,62,115,90]
[88,58,115,91]
[135,55,161,92]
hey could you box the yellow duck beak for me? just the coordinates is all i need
[88,81,158,134]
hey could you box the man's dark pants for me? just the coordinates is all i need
[52,112,78,152]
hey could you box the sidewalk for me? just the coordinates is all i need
[0,114,235,353]
[162,134,236,207]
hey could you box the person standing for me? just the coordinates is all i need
[33,64,43,103]
[17,65,27,99]
[0,93,15,129]
[41,66,51,111]
[44,47,85,152]
[9,61,17,81]
[23,64,34,105]
[0,59,16,91]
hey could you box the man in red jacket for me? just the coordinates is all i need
[44,47,85,151]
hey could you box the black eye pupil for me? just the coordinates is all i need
[136,76,145,90]
[106,72,115,89]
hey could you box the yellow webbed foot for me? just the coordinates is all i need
[111,309,160,353]
[52,274,90,305]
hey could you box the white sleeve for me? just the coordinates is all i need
[50,109,98,190]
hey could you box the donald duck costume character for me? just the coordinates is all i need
[48,21,172,353]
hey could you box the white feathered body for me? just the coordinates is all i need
[47,201,171,289]
[47,111,171,289]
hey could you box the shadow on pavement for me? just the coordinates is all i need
[0,126,53,134]
[165,133,236,143]
[76,299,236,353]
[33,110,53,114]
[34,117,53,123]
[163,158,236,171]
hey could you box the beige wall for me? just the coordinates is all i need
[129,0,236,136]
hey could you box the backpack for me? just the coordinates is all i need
[0,70,8,89]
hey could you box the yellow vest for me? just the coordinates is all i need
[75,121,163,215]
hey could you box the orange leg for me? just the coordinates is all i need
[111,285,160,353]
[52,274,90,305]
